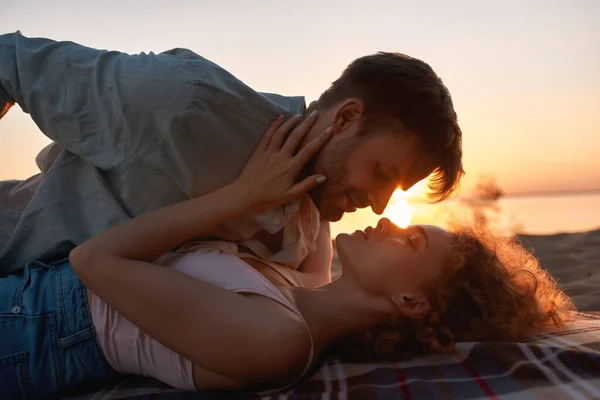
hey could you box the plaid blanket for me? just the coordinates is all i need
[65,312,600,400]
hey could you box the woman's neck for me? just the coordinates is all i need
[281,276,397,348]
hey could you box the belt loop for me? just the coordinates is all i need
[11,261,35,313]
[12,260,59,314]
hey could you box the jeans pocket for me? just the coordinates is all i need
[0,351,33,400]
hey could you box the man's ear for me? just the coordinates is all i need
[332,99,364,135]
[391,293,430,319]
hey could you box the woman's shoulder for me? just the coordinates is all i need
[245,292,312,356]
[193,294,312,391]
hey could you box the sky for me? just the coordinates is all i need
[1,0,599,199]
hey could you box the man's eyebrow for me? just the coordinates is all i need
[395,165,420,190]
[414,226,430,247]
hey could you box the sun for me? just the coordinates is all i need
[383,190,413,228]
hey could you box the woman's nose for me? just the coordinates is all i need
[376,218,392,233]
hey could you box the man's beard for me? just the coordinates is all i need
[309,181,346,222]
[308,136,362,222]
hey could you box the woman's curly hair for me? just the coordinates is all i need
[328,227,574,361]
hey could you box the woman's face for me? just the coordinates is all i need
[336,218,453,299]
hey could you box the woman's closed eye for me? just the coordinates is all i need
[407,227,429,250]
[407,234,422,250]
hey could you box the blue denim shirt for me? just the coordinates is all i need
[0,32,317,275]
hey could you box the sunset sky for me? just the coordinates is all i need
[1,0,599,200]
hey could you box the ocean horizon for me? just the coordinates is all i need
[331,191,600,237]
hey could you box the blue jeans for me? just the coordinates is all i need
[0,259,117,399]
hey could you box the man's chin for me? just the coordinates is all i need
[319,206,344,222]
[310,193,345,222]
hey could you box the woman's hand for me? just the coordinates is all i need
[234,111,332,213]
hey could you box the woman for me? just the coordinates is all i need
[0,117,572,399]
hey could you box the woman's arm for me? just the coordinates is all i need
[71,186,309,384]
[70,114,332,385]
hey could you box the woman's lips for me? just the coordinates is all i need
[353,229,367,239]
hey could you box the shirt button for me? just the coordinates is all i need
[12,306,20,314]
[273,218,282,226]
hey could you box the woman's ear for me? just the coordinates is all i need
[391,293,430,319]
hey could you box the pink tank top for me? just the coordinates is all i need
[90,250,315,392]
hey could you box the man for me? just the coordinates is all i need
[0,32,463,278]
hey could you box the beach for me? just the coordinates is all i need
[519,228,600,311]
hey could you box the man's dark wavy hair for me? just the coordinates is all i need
[317,52,464,202]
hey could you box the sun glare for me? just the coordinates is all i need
[384,190,413,228]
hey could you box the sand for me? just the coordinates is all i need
[518,228,600,311]
[331,228,600,311]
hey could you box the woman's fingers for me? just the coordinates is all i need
[269,114,303,149]
[260,114,285,150]
[281,110,319,154]
[294,126,333,166]
[283,175,328,203]
[237,113,332,211]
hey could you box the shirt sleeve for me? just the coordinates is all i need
[0,31,200,169]
[0,31,310,243]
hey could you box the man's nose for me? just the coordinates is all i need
[369,186,396,215]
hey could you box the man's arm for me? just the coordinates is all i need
[0,32,182,169]
[0,32,284,175]
[0,33,299,192]
[297,217,333,286]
